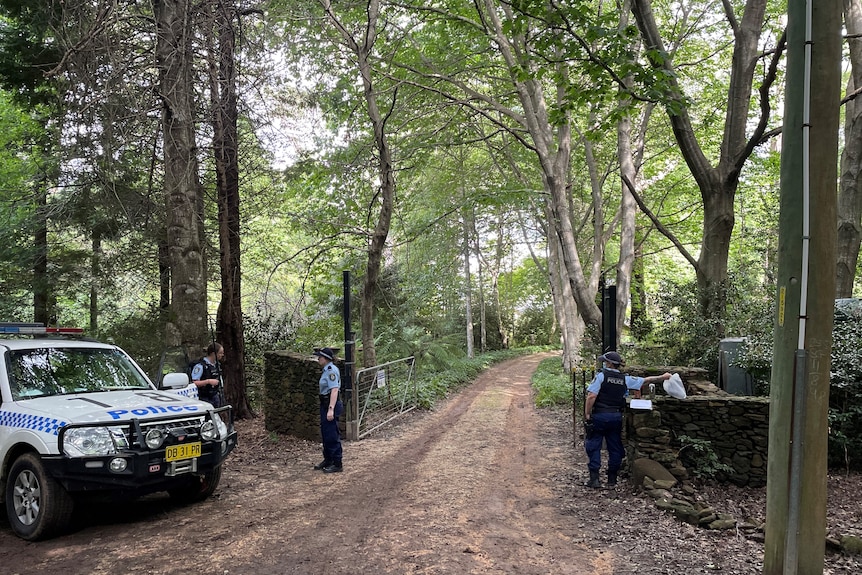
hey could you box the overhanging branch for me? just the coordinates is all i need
[621,174,700,272]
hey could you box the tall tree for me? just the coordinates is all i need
[630,0,782,335]
[836,0,862,297]
[0,1,64,325]
[399,1,606,358]
[319,0,396,369]
[614,0,651,346]
[207,0,253,418]
[462,203,475,359]
[153,0,209,355]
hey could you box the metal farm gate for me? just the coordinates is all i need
[351,356,417,439]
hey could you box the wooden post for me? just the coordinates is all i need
[764,1,841,573]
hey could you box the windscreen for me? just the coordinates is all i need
[7,347,152,400]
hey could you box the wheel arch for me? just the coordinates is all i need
[0,442,43,503]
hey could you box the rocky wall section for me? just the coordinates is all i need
[264,351,345,442]
[627,395,770,487]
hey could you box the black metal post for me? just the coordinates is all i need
[602,284,617,353]
[343,271,357,439]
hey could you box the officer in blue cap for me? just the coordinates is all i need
[584,351,671,488]
[313,347,343,473]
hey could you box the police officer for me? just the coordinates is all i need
[191,343,224,407]
[584,351,671,488]
[313,347,343,473]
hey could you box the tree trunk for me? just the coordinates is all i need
[836,0,862,297]
[615,113,636,348]
[154,0,208,356]
[321,0,394,369]
[90,231,101,333]
[697,181,735,325]
[615,2,639,346]
[630,238,650,339]
[474,212,487,353]
[158,238,170,311]
[546,203,581,371]
[493,212,509,349]
[582,119,606,301]
[208,0,252,419]
[463,209,474,359]
[33,187,49,325]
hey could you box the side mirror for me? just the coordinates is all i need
[162,372,191,389]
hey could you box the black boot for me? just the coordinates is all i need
[607,470,618,487]
[586,469,601,489]
[323,461,343,473]
[313,460,331,470]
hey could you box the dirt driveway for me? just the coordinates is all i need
[1,354,860,574]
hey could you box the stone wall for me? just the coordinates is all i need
[264,351,345,442]
[627,395,770,487]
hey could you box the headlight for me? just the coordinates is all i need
[200,420,218,441]
[200,417,228,441]
[146,428,166,449]
[64,426,128,457]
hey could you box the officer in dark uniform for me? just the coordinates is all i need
[584,351,670,488]
[313,347,343,473]
[191,343,224,408]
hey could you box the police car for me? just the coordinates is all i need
[0,324,237,540]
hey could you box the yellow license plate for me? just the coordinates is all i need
[165,442,201,462]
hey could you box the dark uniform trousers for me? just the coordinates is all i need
[319,394,343,463]
[585,411,625,473]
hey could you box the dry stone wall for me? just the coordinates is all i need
[627,395,770,487]
[264,351,346,442]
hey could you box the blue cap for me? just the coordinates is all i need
[313,347,335,361]
[599,351,623,366]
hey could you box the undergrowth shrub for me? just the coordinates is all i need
[676,435,734,480]
[650,271,774,380]
[531,356,573,408]
[735,298,862,472]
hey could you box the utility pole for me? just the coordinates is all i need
[763,1,841,574]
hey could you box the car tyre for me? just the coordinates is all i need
[5,453,74,541]
[168,464,223,503]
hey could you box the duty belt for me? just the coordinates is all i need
[592,406,624,413]
[320,393,331,404]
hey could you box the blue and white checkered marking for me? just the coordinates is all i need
[173,386,199,400]
[0,411,67,436]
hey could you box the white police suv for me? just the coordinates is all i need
[0,324,237,540]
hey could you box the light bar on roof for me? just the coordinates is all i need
[0,325,84,334]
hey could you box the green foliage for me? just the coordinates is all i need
[531,356,573,408]
[0,0,64,106]
[734,299,862,471]
[513,305,555,347]
[676,435,734,480]
[96,306,168,379]
[647,277,722,371]
[823,302,862,471]
[647,268,774,377]
[243,307,300,410]
[376,323,464,371]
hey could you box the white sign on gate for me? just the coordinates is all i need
[376,369,387,388]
